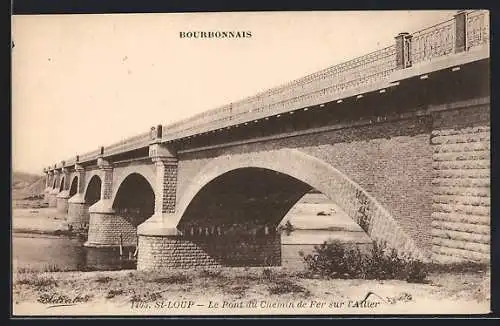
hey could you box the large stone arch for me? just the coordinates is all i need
[175,148,426,259]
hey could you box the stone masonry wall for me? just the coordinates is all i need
[177,114,434,251]
[67,202,90,229]
[162,164,178,213]
[87,213,138,247]
[56,197,69,213]
[138,234,281,270]
[430,104,490,262]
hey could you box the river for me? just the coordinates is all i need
[12,229,371,272]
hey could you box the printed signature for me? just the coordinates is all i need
[38,293,92,308]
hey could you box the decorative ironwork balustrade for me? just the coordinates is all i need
[466,10,490,49]
[78,149,102,163]
[410,18,456,65]
[162,44,397,140]
[53,10,489,168]
[103,132,151,156]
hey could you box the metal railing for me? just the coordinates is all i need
[410,18,456,65]
[466,10,490,49]
[103,131,151,156]
[160,11,489,141]
[162,44,397,140]
[78,148,102,163]
[50,10,489,169]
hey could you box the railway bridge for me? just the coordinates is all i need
[43,10,490,270]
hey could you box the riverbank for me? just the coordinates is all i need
[12,207,88,240]
[12,265,490,315]
[12,208,68,234]
[11,202,491,315]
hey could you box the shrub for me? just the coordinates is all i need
[199,268,223,279]
[43,264,64,272]
[268,279,310,296]
[16,274,58,288]
[153,273,191,284]
[95,276,113,283]
[262,268,273,281]
[106,289,124,299]
[303,240,428,283]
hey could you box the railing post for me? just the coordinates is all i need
[395,32,412,69]
[454,10,467,53]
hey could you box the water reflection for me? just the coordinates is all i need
[12,233,136,272]
[13,229,372,272]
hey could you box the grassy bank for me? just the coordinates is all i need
[12,264,490,315]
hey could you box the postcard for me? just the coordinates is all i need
[11,10,491,316]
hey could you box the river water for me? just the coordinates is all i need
[12,229,371,272]
[12,233,137,272]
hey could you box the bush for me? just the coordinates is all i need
[303,240,428,283]
[268,279,310,296]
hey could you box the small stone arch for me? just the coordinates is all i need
[112,172,155,227]
[59,176,65,192]
[175,148,425,259]
[110,165,156,203]
[84,175,102,206]
[69,176,78,197]
[52,177,57,189]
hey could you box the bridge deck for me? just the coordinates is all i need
[48,10,489,170]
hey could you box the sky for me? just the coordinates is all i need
[12,10,457,175]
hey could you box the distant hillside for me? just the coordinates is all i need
[12,172,45,200]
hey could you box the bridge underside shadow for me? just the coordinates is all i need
[177,167,311,266]
[86,173,154,248]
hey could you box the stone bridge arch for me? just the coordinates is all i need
[84,174,102,206]
[174,149,425,259]
[87,172,156,247]
[111,172,155,225]
[110,165,156,204]
[58,176,65,192]
[69,175,78,197]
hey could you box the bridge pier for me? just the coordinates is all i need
[43,186,52,204]
[67,194,89,229]
[137,221,282,270]
[43,169,53,203]
[85,199,139,248]
[67,163,89,230]
[47,169,60,207]
[56,190,70,213]
[47,188,59,207]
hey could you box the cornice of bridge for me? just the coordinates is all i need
[47,10,489,173]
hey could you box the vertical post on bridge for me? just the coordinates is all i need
[454,10,467,53]
[395,32,412,69]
